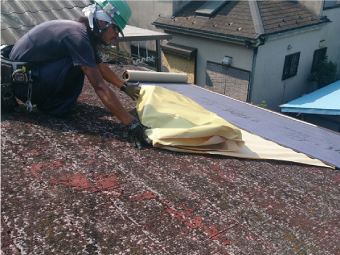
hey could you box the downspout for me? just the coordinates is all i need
[246,42,257,103]
[247,0,266,103]
[246,36,267,103]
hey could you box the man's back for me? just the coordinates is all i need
[9,20,98,68]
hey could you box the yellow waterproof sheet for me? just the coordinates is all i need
[137,86,331,168]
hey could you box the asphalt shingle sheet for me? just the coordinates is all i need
[154,83,340,169]
[137,85,331,168]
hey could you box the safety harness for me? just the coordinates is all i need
[1,45,34,112]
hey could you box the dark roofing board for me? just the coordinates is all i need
[1,0,91,45]
[153,1,326,42]
[153,83,340,169]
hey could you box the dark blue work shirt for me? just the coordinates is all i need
[10,20,102,67]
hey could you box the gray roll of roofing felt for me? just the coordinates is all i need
[122,70,188,83]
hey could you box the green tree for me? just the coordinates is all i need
[309,56,338,89]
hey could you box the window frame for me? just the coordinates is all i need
[282,52,301,80]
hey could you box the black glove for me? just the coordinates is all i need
[120,82,140,100]
[126,119,152,149]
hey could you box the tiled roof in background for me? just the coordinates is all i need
[153,1,327,41]
[1,0,91,45]
[154,1,258,40]
[257,1,325,35]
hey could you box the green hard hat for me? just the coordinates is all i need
[93,0,131,36]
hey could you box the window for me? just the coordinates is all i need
[324,0,337,8]
[195,1,227,17]
[311,47,327,72]
[130,45,156,67]
[282,52,300,80]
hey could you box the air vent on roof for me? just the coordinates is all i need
[195,0,228,17]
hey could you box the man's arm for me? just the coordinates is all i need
[81,65,151,149]
[97,62,124,89]
[81,65,133,125]
[97,62,140,100]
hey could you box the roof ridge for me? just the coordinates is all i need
[248,0,264,36]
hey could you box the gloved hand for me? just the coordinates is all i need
[120,81,140,100]
[126,119,152,149]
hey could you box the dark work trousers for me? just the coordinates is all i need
[14,58,85,117]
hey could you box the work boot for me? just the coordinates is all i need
[63,108,80,118]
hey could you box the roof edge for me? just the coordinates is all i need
[262,20,330,39]
[152,22,259,45]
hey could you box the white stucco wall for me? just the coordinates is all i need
[167,33,253,87]
[251,6,340,111]
[127,1,182,31]
[297,0,323,15]
[251,25,332,111]
[126,0,191,50]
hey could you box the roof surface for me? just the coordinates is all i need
[153,0,326,41]
[1,0,91,45]
[2,64,340,254]
[1,0,171,46]
[257,1,324,35]
[280,80,340,116]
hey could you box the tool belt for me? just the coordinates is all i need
[1,45,35,112]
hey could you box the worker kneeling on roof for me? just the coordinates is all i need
[7,0,150,149]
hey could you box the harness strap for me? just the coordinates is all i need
[25,70,33,111]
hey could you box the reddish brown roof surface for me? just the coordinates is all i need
[2,64,340,254]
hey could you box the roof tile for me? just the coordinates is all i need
[153,1,326,41]
[1,0,90,45]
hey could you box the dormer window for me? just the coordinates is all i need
[195,1,228,17]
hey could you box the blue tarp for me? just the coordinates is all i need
[280,80,340,115]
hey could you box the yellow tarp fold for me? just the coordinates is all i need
[137,85,244,152]
[137,86,331,168]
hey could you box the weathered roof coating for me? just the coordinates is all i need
[2,64,340,254]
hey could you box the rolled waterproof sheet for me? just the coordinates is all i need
[137,85,331,168]
[122,70,188,83]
